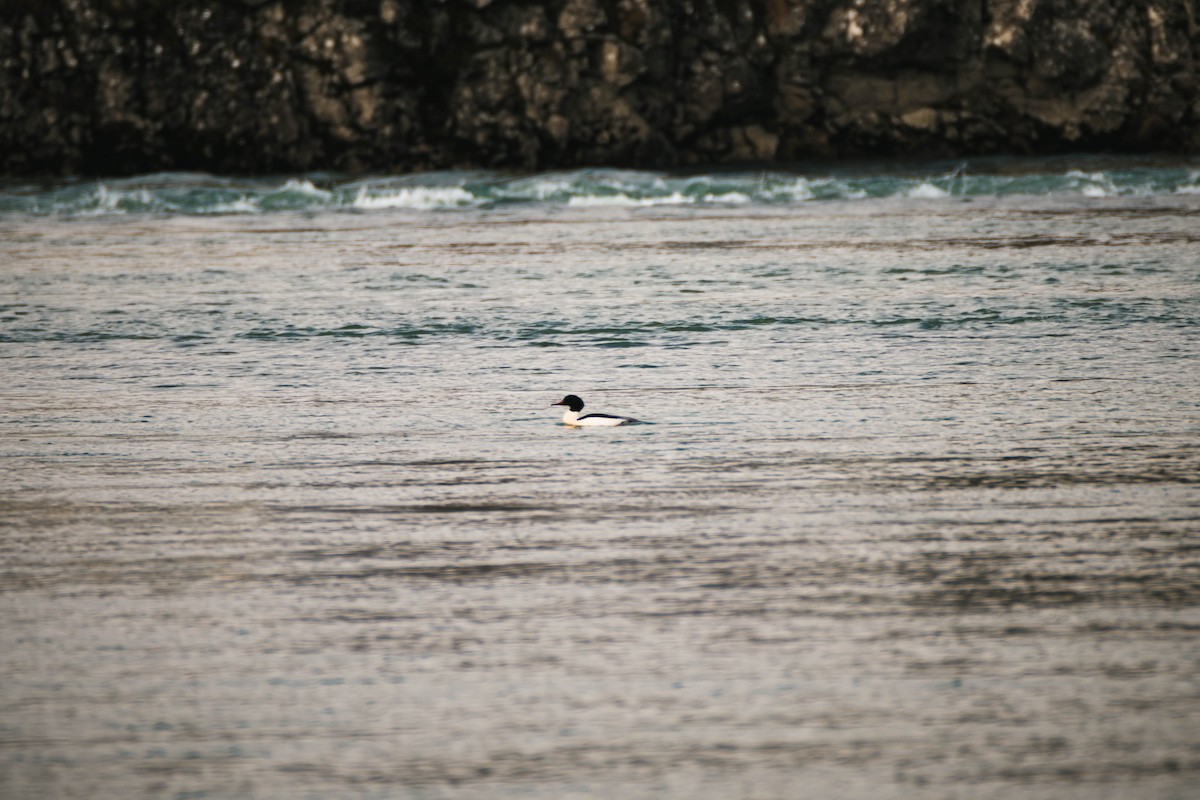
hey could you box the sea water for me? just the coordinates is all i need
[2,157,1198,799]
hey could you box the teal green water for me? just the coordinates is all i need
[2,159,1198,799]
[3,156,1199,216]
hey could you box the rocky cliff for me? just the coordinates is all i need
[2,0,1197,176]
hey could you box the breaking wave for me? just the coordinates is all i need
[2,157,1198,217]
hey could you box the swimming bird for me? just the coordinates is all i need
[551,394,640,427]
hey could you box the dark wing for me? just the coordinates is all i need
[579,413,639,423]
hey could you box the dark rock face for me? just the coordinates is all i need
[1,0,1196,175]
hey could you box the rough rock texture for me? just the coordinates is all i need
[1,0,1197,175]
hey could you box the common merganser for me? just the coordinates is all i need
[551,394,640,427]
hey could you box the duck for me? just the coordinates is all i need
[551,394,640,427]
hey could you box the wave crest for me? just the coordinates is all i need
[3,158,1199,217]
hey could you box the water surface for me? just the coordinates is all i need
[2,159,1198,799]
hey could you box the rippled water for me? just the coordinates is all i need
[3,156,1199,216]
[2,160,1198,799]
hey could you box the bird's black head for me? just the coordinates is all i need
[552,394,585,412]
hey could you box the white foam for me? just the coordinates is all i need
[1067,170,1117,196]
[1174,172,1200,194]
[279,178,331,197]
[907,182,950,198]
[513,178,574,200]
[204,196,261,214]
[701,192,752,204]
[567,192,693,207]
[352,186,477,209]
[74,185,126,215]
[769,179,815,201]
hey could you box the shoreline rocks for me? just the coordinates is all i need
[1,0,1196,176]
